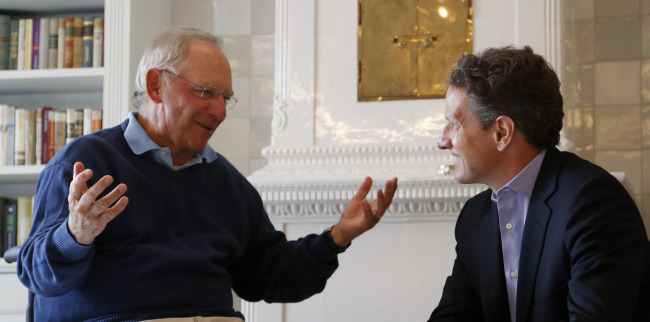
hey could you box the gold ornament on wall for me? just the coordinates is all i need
[358,0,473,101]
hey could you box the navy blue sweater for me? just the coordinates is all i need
[17,119,339,321]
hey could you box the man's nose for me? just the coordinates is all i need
[437,127,451,150]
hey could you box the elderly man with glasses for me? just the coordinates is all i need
[16,26,398,322]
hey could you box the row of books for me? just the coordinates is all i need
[0,105,102,167]
[0,195,32,256]
[0,15,104,70]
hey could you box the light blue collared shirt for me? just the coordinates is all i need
[491,149,546,322]
[123,112,218,170]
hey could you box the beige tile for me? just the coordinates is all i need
[643,60,650,103]
[594,0,640,17]
[249,115,272,157]
[251,35,275,76]
[570,19,595,64]
[172,0,214,32]
[250,76,275,117]
[251,0,275,34]
[222,36,252,77]
[644,149,650,193]
[595,17,641,61]
[229,77,250,118]
[644,17,650,58]
[564,106,595,153]
[212,0,252,35]
[643,105,650,147]
[643,0,650,13]
[595,60,641,105]
[565,64,595,107]
[595,105,641,150]
[567,0,594,19]
[595,150,642,195]
[210,116,251,159]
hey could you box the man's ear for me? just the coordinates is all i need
[493,115,515,152]
[146,69,164,104]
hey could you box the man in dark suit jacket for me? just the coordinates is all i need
[430,46,650,322]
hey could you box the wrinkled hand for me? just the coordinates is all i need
[331,177,398,247]
[67,162,129,245]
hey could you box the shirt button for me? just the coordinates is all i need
[510,271,518,278]
[506,223,513,230]
[161,151,166,157]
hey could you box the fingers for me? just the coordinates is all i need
[67,162,129,245]
[69,162,92,202]
[353,176,373,201]
[370,177,399,219]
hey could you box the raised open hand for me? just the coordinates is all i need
[330,177,398,247]
[67,162,129,245]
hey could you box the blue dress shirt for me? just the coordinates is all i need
[123,111,218,170]
[491,149,546,322]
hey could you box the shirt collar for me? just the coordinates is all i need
[124,111,218,169]
[492,149,547,201]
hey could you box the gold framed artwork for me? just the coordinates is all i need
[358,0,473,101]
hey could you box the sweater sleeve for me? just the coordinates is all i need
[227,178,341,303]
[16,160,96,297]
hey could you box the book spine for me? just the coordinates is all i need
[0,105,7,166]
[16,196,33,246]
[48,18,58,69]
[25,109,36,165]
[39,17,49,69]
[92,18,103,68]
[0,15,10,70]
[35,108,42,165]
[83,108,92,135]
[31,19,40,69]
[57,18,65,69]
[92,109,102,132]
[66,108,75,144]
[0,198,5,255]
[55,109,66,153]
[41,107,52,164]
[75,109,83,138]
[14,108,26,166]
[4,106,14,166]
[82,17,93,68]
[63,17,74,68]
[8,19,19,70]
[48,109,56,161]
[72,17,83,68]
[17,19,24,70]
[4,200,17,254]
[24,18,32,70]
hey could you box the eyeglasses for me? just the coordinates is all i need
[159,69,238,109]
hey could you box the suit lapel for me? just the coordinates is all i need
[516,148,563,322]
[478,200,511,321]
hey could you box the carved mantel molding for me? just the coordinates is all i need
[247,144,486,223]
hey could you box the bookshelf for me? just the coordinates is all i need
[0,0,172,319]
[0,0,105,319]
[0,1,105,199]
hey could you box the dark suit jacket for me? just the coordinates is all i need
[429,148,650,322]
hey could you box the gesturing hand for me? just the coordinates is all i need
[67,162,129,245]
[330,177,398,247]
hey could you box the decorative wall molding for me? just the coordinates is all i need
[248,144,486,223]
[271,0,289,140]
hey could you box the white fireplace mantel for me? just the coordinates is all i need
[248,144,486,224]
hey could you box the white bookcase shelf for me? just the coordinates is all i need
[0,68,104,94]
[0,165,45,183]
